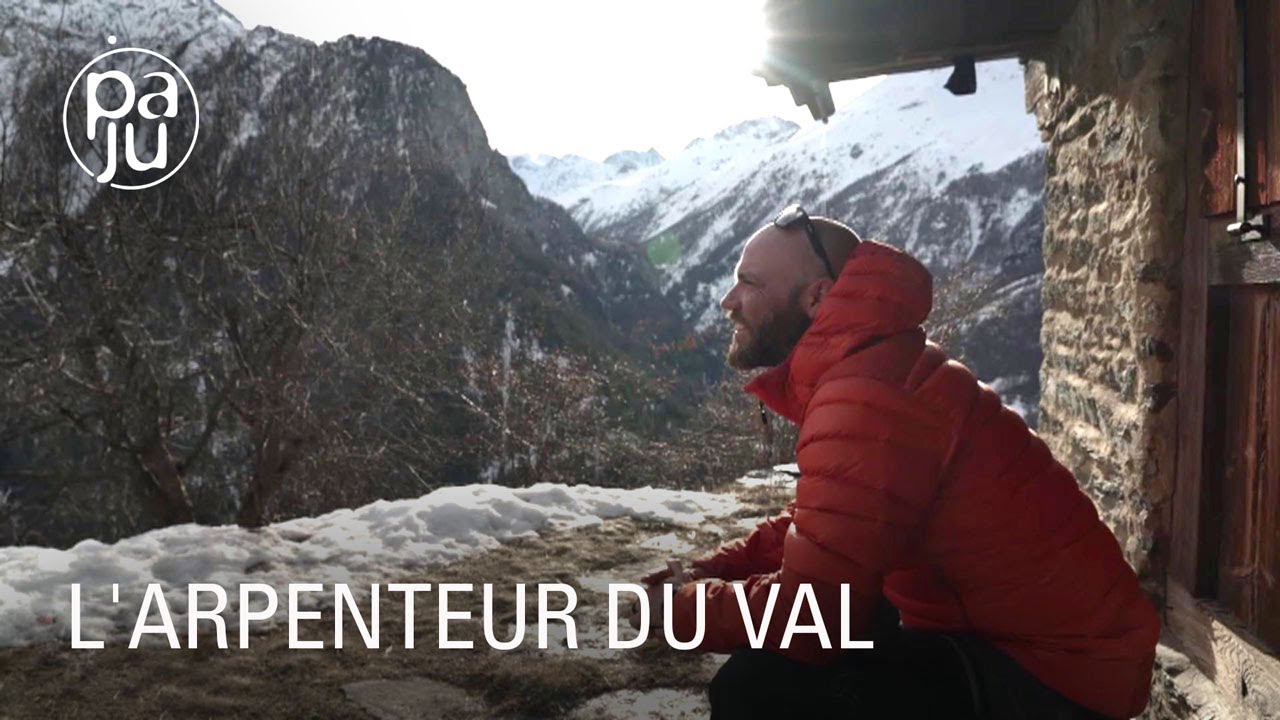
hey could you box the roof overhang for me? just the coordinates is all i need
[756,0,1081,120]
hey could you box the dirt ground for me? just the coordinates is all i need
[0,480,793,719]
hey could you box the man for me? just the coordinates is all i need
[641,206,1159,719]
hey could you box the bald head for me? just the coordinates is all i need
[740,216,860,289]
[809,217,861,277]
[719,215,861,370]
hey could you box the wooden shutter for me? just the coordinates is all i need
[1200,0,1280,215]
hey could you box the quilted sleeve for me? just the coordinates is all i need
[689,507,794,581]
[670,377,951,662]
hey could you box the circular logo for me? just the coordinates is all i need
[62,44,200,190]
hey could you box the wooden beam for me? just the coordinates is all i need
[1172,0,1215,596]
[760,0,1079,84]
[1166,581,1280,718]
[821,44,1038,85]
[1172,213,1215,596]
[1173,215,1215,592]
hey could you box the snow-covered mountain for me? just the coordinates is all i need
[512,60,1046,421]
[0,0,712,546]
[0,0,691,356]
[511,148,665,200]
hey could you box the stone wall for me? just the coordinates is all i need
[1024,0,1191,594]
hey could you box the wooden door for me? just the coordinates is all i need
[1192,0,1280,652]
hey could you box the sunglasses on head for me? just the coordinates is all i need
[773,204,838,280]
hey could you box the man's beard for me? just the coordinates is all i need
[726,290,813,370]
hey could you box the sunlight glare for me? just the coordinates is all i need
[215,0,832,160]
[685,0,769,74]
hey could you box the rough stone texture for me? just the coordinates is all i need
[1025,0,1191,597]
[1140,645,1235,719]
[567,689,709,720]
[341,678,485,720]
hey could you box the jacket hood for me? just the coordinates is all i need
[744,239,933,422]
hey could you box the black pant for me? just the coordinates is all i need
[708,602,1110,720]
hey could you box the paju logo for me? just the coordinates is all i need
[62,35,200,190]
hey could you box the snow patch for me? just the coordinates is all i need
[0,483,738,647]
[734,464,799,489]
[637,532,694,556]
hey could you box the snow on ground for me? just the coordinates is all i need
[637,532,696,556]
[733,463,799,488]
[0,483,738,648]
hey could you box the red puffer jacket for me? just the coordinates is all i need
[671,240,1159,719]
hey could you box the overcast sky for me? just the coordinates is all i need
[215,0,879,160]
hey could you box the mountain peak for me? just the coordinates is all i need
[711,116,799,143]
[603,148,664,175]
[508,60,1046,420]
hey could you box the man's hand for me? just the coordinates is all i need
[630,559,693,630]
[639,566,674,586]
[639,558,705,586]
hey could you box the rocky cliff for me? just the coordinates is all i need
[0,0,708,545]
